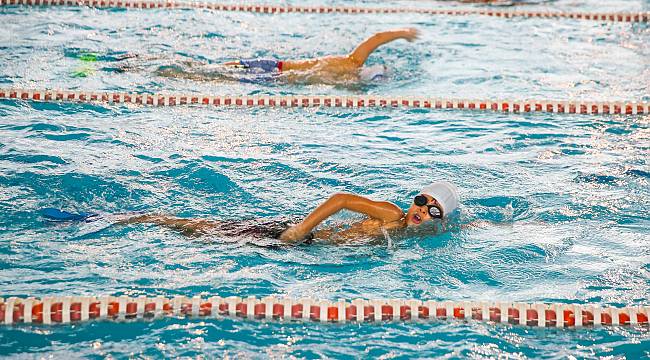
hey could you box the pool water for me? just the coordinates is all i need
[1,0,649,358]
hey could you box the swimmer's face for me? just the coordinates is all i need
[405,194,442,227]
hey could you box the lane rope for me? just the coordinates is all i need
[2,88,648,115]
[1,295,648,327]
[1,0,648,22]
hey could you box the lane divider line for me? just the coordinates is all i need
[1,88,648,115]
[0,295,648,327]
[0,0,648,22]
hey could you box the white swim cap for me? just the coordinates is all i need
[420,181,459,217]
[359,64,386,82]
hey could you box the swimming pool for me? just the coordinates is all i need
[1,0,649,357]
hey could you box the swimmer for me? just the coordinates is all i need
[42,181,459,244]
[221,28,419,84]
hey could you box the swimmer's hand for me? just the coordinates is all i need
[279,224,309,243]
[401,28,419,42]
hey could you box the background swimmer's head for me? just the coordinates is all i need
[359,64,388,82]
[405,181,459,226]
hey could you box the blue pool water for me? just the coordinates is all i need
[1,0,649,358]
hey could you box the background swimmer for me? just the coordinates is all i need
[69,28,418,86]
[42,181,458,245]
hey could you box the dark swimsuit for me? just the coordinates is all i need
[238,59,283,72]
[234,59,283,84]
[210,217,314,244]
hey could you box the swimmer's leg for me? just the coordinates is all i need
[101,54,170,73]
[42,209,218,237]
[111,53,138,62]
[154,65,242,82]
[119,214,222,237]
[155,65,276,84]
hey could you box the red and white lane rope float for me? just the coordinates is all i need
[2,88,648,115]
[1,295,649,327]
[0,0,648,23]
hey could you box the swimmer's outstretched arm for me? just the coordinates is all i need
[348,28,419,66]
[279,193,404,243]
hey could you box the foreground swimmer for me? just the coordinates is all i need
[220,28,419,84]
[42,181,458,244]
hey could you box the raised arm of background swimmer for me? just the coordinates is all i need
[347,28,419,66]
[279,193,404,242]
[280,28,419,72]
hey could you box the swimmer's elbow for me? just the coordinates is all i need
[330,192,353,205]
[329,192,365,211]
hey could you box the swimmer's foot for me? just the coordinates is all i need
[113,53,138,61]
[41,208,99,222]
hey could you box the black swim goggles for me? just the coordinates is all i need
[413,194,443,219]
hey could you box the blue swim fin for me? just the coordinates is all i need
[41,208,99,222]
